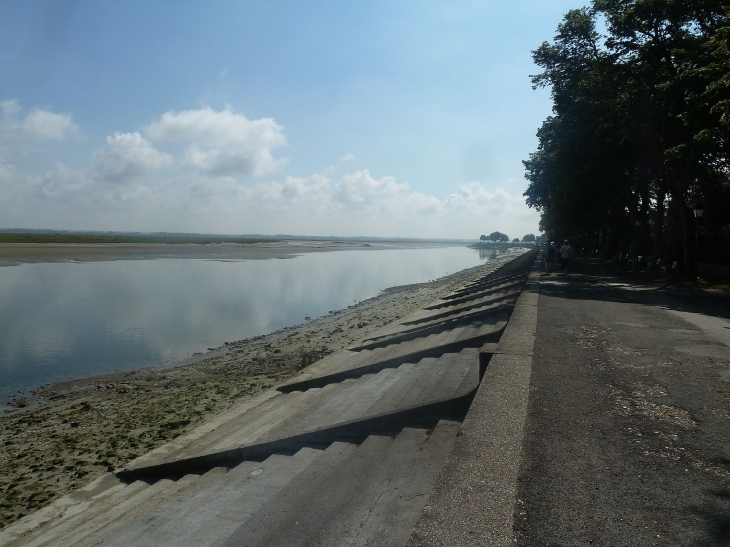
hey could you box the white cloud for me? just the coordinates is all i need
[340,153,355,162]
[192,170,536,237]
[0,157,538,237]
[145,107,286,176]
[21,109,78,140]
[91,132,171,184]
[443,181,528,216]
[334,170,406,204]
[1,100,21,117]
[0,100,78,140]
[257,172,536,237]
[0,104,538,237]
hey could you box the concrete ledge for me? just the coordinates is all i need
[407,266,539,547]
[279,326,506,393]
[351,304,512,350]
[117,387,479,483]
[423,281,525,310]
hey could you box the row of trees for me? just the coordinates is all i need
[523,1,730,271]
[479,233,537,243]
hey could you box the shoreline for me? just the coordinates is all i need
[0,239,461,267]
[0,240,479,403]
[0,251,522,529]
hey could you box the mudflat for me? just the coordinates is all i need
[0,240,449,267]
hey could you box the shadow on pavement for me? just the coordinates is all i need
[690,490,730,546]
[534,259,730,546]
[537,260,730,323]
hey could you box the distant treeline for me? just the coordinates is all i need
[524,1,730,270]
[0,233,276,245]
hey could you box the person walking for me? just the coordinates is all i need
[544,241,556,274]
[559,239,573,272]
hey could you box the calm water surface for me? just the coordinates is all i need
[0,246,501,401]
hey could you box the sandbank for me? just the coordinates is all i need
[0,240,458,267]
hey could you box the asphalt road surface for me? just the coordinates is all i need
[515,261,730,546]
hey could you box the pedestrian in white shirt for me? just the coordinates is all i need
[559,239,572,272]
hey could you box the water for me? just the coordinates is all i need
[0,245,501,402]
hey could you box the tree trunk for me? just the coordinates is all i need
[667,181,692,274]
[652,183,666,260]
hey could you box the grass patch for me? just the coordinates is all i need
[698,278,730,293]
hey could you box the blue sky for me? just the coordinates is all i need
[0,1,578,239]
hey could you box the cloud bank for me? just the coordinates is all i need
[0,103,539,238]
[91,132,172,184]
[145,107,287,176]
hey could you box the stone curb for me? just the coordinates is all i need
[407,257,540,546]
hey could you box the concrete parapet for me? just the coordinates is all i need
[407,260,539,546]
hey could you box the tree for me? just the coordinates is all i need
[523,2,730,271]
[480,234,487,242]
[512,238,520,243]
[488,231,509,242]
[522,234,536,242]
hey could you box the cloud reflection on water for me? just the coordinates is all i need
[0,246,494,399]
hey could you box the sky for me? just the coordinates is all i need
[0,0,579,240]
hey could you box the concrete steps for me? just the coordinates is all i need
[277,327,462,393]
[446,258,533,297]
[373,297,515,336]
[0,474,124,546]
[6,471,204,547]
[351,303,510,351]
[100,448,325,547]
[13,420,462,547]
[61,420,460,547]
[403,288,520,325]
[279,318,505,394]
[183,350,476,455]
[172,390,308,458]
[223,420,462,547]
[423,279,524,310]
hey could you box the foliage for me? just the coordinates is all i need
[488,231,510,242]
[524,2,730,270]
[522,233,537,242]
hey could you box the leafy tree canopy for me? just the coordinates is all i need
[524,1,730,271]
[488,231,510,242]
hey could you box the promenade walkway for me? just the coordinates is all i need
[515,259,730,546]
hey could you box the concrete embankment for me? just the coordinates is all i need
[0,249,541,547]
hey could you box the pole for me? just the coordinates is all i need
[695,217,700,284]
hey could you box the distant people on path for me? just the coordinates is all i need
[559,240,572,272]
[544,241,556,274]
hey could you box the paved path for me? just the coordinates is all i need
[515,260,730,546]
